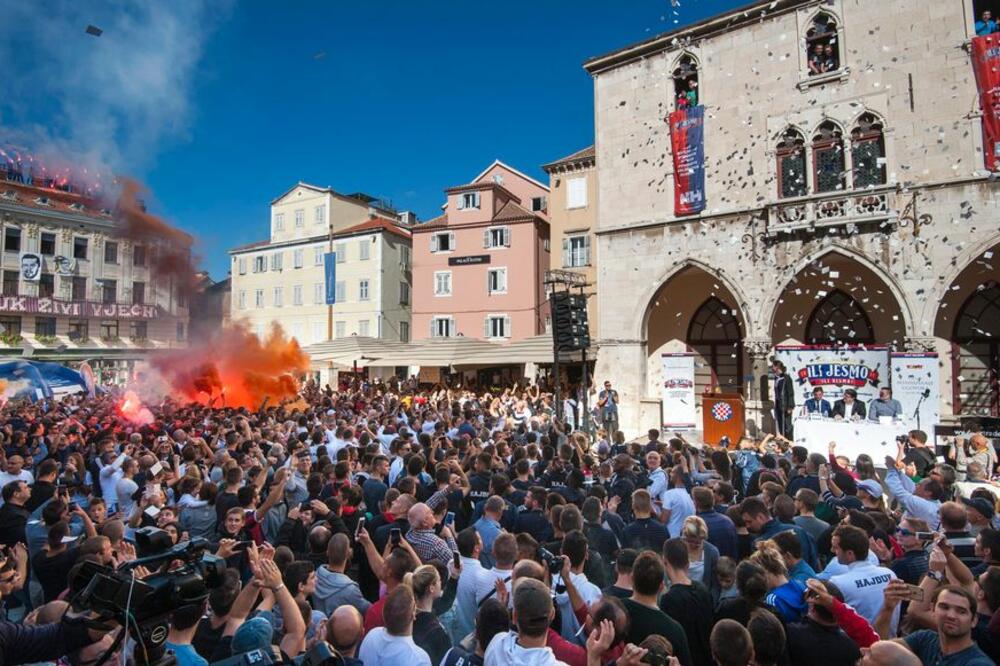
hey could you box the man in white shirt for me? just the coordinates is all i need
[358,585,431,666]
[99,450,127,511]
[115,458,140,518]
[552,530,602,640]
[828,524,899,635]
[485,578,569,666]
[474,533,517,612]
[0,455,33,505]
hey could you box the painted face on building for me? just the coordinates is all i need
[21,254,40,280]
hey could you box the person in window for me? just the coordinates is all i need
[685,80,698,107]
[808,43,826,75]
[803,387,832,417]
[976,10,998,36]
[822,43,838,72]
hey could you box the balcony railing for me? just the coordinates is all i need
[765,186,894,236]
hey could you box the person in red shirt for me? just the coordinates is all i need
[362,539,418,633]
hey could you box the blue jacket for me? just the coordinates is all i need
[755,519,819,571]
[698,510,738,559]
[804,398,832,416]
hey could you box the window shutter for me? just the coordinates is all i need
[583,235,591,265]
[503,227,511,247]
[487,270,492,294]
[484,316,490,338]
[562,238,570,267]
[457,196,465,210]
[449,232,455,250]
[501,269,507,292]
[431,234,438,252]
[483,229,490,249]
[504,315,511,337]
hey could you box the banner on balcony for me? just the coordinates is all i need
[668,105,706,215]
[324,252,337,305]
[971,35,1000,170]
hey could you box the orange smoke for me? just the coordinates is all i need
[119,390,155,425]
[149,323,309,409]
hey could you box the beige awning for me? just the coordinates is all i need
[364,336,503,367]
[302,336,408,368]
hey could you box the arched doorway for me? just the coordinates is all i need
[645,265,748,400]
[770,250,908,348]
[953,283,1000,416]
[805,289,875,345]
[688,297,743,393]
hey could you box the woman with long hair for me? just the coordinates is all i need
[749,541,807,623]
[405,564,450,666]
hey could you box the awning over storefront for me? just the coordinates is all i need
[303,334,595,369]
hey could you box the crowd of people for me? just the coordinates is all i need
[0,377,998,666]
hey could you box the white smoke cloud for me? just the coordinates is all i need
[0,0,230,175]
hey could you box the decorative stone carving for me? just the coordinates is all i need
[905,336,937,353]
[743,337,773,358]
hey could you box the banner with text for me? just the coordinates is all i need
[661,353,697,429]
[891,353,939,440]
[324,252,337,305]
[668,105,706,216]
[972,35,1000,170]
[774,345,889,411]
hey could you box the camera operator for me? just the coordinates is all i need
[898,430,935,479]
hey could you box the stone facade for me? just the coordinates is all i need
[586,0,1000,436]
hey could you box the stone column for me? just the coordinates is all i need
[743,336,774,436]
[594,339,647,439]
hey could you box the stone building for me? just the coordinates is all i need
[585,0,1000,435]
[0,169,191,383]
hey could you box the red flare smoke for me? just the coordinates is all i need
[119,390,155,425]
[149,323,309,409]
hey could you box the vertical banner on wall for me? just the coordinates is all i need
[891,353,939,440]
[661,353,697,429]
[668,105,706,215]
[773,345,888,409]
[971,35,1000,171]
[324,252,337,305]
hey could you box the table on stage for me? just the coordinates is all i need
[792,417,911,463]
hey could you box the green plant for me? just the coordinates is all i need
[100,335,123,344]
[0,332,23,346]
[36,335,58,346]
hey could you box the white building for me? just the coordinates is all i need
[228,183,412,349]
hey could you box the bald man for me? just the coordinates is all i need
[405,502,457,568]
[859,640,922,666]
[327,606,364,666]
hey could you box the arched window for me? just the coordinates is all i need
[851,113,886,188]
[673,55,699,108]
[953,282,1000,416]
[812,121,845,193]
[806,12,841,76]
[776,129,807,198]
[805,289,874,344]
[688,297,743,393]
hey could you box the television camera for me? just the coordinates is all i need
[70,527,226,666]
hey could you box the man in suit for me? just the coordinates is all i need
[832,388,866,421]
[803,387,832,417]
[772,360,795,438]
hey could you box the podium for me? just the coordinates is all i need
[702,393,745,448]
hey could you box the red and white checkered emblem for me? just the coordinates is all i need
[712,402,733,422]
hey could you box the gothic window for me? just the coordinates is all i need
[805,289,874,344]
[806,12,841,76]
[812,121,845,193]
[953,283,1000,416]
[776,129,807,198]
[851,114,886,188]
[673,55,699,108]
[688,297,743,393]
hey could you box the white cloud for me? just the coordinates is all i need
[0,0,229,175]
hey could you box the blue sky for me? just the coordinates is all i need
[3,1,740,279]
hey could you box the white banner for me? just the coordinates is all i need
[891,353,939,440]
[774,345,889,412]
[661,353,696,429]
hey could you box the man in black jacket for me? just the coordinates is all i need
[0,481,30,548]
[831,388,866,421]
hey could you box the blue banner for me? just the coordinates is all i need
[668,104,706,215]
[0,360,88,400]
[324,252,337,305]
